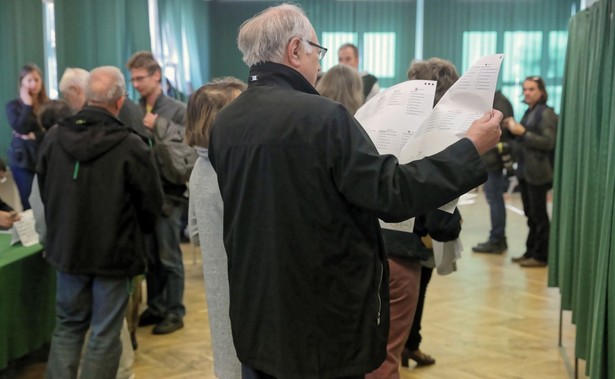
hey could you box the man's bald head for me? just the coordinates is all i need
[86,66,125,115]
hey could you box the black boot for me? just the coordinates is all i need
[472,238,507,254]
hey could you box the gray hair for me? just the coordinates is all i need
[238,3,315,66]
[85,66,126,106]
[59,67,89,95]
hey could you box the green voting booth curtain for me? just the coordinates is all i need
[548,0,615,377]
[0,0,45,162]
[54,0,151,100]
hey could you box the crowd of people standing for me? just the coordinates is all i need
[3,2,557,378]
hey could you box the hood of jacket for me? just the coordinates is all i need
[57,106,131,162]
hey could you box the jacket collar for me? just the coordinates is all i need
[247,62,319,95]
[139,90,166,112]
[75,106,124,126]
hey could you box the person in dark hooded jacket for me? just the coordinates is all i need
[38,66,163,379]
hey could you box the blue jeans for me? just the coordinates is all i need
[146,201,186,318]
[10,165,34,210]
[483,169,507,241]
[46,272,129,379]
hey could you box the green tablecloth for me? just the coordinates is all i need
[0,233,55,370]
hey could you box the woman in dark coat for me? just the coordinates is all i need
[5,63,49,210]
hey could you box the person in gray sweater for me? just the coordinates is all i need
[186,77,246,379]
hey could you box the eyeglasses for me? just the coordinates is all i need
[130,74,152,83]
[303,39,328,60]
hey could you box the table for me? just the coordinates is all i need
[0,233,55,370]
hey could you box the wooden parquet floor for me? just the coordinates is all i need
[7,191,586,379]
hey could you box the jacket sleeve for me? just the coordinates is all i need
[127,140,164,233]
[152,105,187,143]
[328,105,487,223]
[0,198,13,212]
[6,101,40,134]
[520,108,557,151]
[419,208,462,242]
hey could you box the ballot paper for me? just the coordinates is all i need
[11,209,40,247]
[355,80,437,157]
[399,54,504,161]
[400,54,504,212]
[355,54,503,231]
[355,80,436,233]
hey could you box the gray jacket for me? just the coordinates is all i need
[140,93,188,199]
[188,148,241,378]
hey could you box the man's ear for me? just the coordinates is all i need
[153,70,162,83]
[116,96,125,113]
[286,37,302,68]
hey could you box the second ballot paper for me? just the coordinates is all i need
[355,53,504,232]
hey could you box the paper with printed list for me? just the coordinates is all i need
[354,80,437,233]
[11,209,40,247]
[354,54,504,233]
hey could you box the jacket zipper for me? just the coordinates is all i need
[376,261,383,325]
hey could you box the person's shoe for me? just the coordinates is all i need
[520,258,547,268]
[401,348,436,367]
[138,309,165,327]
[472,239,507,254]
[152,314,184,335]
[511,255,528,263]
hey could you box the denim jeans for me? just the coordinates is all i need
[10,165,34,210]
[146,201,186,318]
[45,272,129,379]
[483,169,507,241]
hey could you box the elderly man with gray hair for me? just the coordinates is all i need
[59,67,90,113]
[209,3,503,379]
[38,66,163,379]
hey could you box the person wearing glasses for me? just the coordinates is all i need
[126,51,188,335]
[208,3,503,378]
[338,43,380,102]
[505,76,557,268]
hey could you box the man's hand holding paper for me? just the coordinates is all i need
[466,110,503,154]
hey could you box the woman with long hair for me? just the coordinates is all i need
[186,77,246,379]
[5,63,50,209]
[316,64,364,115]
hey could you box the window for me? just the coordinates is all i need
[363,32,396,78]
[463,30,566,120]
[321,32,357,72]
[462,32,497,73]
[42,0,58,99]
[502,32,543,84]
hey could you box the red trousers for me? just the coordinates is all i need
[366,258,421,379]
